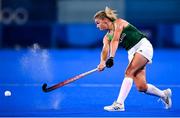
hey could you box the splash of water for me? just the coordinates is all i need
[51,93,64,109]
[21,43,53,82]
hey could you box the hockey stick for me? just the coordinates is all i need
[42,68,98,92]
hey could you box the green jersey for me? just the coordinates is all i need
[107,24,146,50]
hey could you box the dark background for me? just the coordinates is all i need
[0,0,180,49]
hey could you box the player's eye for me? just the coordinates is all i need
[95,21,100,24]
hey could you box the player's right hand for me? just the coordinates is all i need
[97,62,106,71]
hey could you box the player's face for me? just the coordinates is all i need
[95,18,109,30]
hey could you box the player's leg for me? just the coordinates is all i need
[134,68,165,96]
[134,61,172,109]
[104,53,148,111]
[133,68,147,91]
[116,53,148,103]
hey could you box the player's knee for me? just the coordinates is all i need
[125,68,136,78]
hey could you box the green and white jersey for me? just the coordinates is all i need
[107,24,146,50]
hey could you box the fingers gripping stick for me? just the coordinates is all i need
[42,68,98,92]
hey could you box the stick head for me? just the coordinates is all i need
[42,83,48,92]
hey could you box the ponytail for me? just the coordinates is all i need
[94,7,117,21]
[104,6,117,21]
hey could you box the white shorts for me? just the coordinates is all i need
[128,38,153,64]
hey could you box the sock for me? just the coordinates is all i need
[145,84,165,98]
[117,77,133,104]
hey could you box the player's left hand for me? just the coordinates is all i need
[106,57,114,68]
[97,62,106,71]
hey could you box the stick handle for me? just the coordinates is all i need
[43,68,98,92]
[60,68,98,86]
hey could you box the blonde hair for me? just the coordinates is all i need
[94,7,118,21]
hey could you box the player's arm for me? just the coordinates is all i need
[101,35,110,62]
[106,20,123,68]
[109,21,123,58]
[98,35,110,71]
